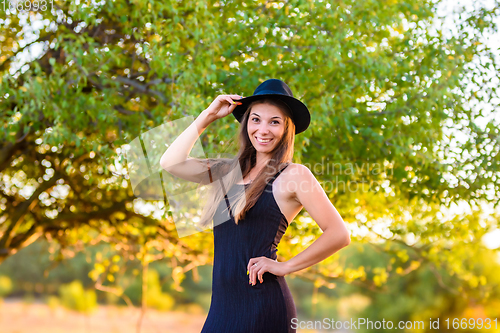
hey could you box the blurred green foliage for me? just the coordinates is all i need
[1,238,500,333]
[59,280,97,313]
[124,269,175,311]
[0,275,12,297]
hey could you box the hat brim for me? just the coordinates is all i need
[231,94,310,134]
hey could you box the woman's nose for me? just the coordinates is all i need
[257,124,270,134]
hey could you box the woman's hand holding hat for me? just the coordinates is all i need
[203,94,244,124]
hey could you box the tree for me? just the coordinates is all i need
[1,0,499,305]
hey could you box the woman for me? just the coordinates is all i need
[160,79,350,333]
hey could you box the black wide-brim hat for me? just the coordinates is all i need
[232,79,311,134]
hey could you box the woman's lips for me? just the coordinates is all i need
[255,137,273,145]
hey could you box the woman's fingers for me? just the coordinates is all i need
[257,268,264,284]
[205,94,243,121]
[217,97,240,118]
[223,96,242,106]
[252,266,264,285]
[223,96,235,106]
[248,259,257,285]
[248,259,266,286]
[249,264,256,285]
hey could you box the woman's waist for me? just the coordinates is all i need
[212,267,279,291]
[213,244,278,260]
[212,252,279,286]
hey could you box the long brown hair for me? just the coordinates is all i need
[198,98,296,227]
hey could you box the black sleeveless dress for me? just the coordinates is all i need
[201,164,297,333]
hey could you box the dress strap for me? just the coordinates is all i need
[268,163,290,185]
[223,194,234,220]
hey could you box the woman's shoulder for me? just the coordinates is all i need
[281,163,315,181]
[284,162,312,173]
[277,163,318,201]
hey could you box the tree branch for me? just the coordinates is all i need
[0,171,62,251]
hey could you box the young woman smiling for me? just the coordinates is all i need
[160,79,350,333]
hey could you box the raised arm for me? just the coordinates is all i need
[159,94,243,184]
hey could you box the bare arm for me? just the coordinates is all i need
[283,165,350,274]
[159,94,243,183]
[159,111,213,184]
[247,164,351,285]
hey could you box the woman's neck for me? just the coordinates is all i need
[255,152,272,168]
[243,154,271,183]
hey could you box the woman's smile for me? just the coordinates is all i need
[255,136,274,144]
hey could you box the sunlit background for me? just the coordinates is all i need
[1,0,499,332]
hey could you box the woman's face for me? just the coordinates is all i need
[246,102,286,154]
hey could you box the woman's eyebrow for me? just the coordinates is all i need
[250,113,282,119]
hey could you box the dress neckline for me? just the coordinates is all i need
[233,180,289,225]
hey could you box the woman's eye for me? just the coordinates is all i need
[252,117,259,122]
[272,121,279,125]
